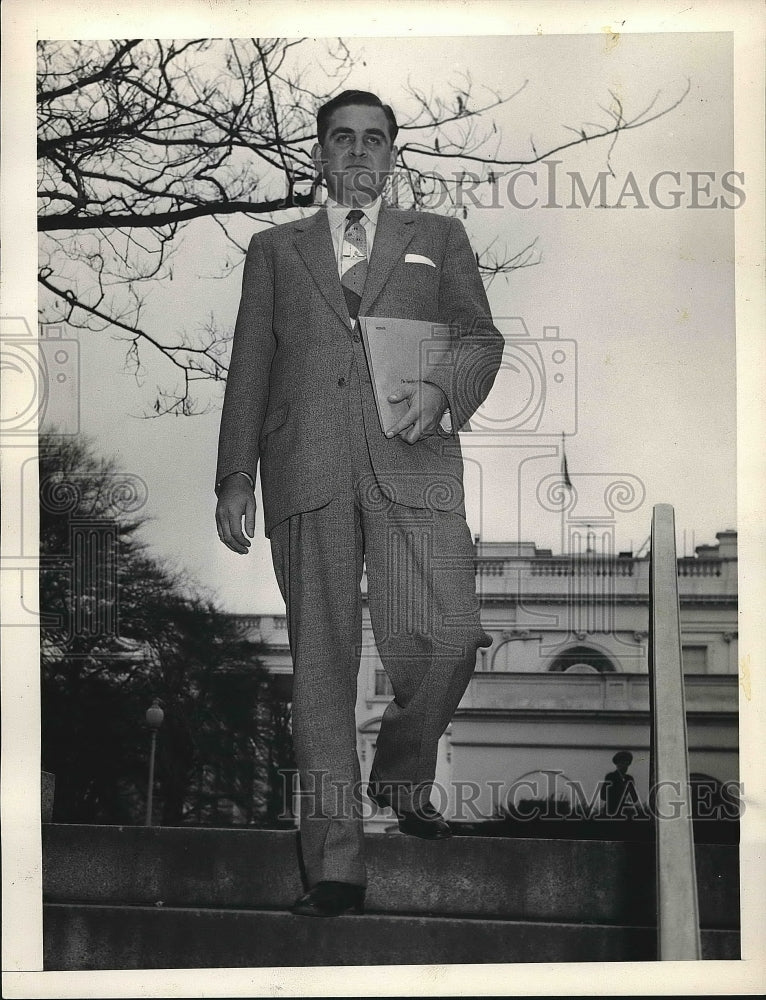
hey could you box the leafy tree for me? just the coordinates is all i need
[39,431,295,825]
[37,37,688,415]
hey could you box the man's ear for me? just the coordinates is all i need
[389,145,398,173]
[311,142,325,175]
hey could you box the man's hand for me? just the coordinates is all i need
[385,380,448,444]
[216,474,256,554]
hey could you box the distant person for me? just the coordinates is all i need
[600,750,641,817]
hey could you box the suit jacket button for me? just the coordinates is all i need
[337,377,346,387]
[352,334,361,343]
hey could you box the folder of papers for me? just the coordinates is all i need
[358,316,456,436]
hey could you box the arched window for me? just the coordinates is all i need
[548,645,617,673]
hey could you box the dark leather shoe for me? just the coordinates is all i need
[368,783,453,840]
[291,880,365,917]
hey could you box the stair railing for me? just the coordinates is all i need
[648,503,701,959]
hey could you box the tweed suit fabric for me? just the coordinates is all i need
[216,203,503,888]
[269,353,490,886]
[215,206,505,535]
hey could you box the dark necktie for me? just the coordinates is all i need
[340,209,368,322]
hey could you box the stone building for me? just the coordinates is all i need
[230,529,738,830]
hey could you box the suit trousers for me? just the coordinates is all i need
[269,351,490,888]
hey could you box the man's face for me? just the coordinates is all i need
[312,104,396,206]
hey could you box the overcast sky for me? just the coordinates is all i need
[55,31,737,614]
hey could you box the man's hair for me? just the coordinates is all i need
[316,90,398,146]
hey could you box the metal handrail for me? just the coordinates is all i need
[649,503,701,959]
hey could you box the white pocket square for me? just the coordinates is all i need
[405,253,436,267]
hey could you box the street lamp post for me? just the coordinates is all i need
[145,698,164,826]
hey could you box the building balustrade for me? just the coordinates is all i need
[677,559,723,577]
[527,558,636,578]
[475,561,507,576]
[477,556,727,580]
[228,614,291,642]
[459,671,738,715]
[470,548,737,608]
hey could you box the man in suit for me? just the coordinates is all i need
[215,90,504,916]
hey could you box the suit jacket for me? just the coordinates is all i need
[215,204,504,536]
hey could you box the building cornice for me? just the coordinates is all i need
[474,594,737,607]
[453,707,738,724]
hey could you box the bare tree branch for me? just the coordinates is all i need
[37,37,689,414]
[39,196,310,231]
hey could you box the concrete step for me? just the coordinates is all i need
[43,824,739,929]
[43,903,740,969]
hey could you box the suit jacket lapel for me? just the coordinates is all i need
[358,205,416,317]
[293,208,350,328]
[293,204,417,326]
